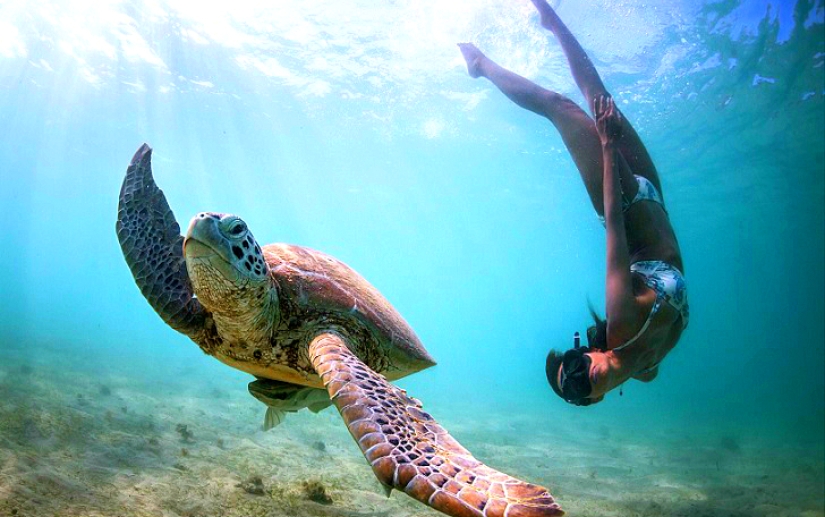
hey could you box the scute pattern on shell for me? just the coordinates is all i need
[309,334,564,517]
[259,243,416,379]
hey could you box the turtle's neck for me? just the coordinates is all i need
[188,260,279,349]
[208,281,278,349]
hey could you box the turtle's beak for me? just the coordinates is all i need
[183,213,249,305]
[183,213,243,287]
[184,213,229,262]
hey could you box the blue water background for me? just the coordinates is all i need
[0,0,823,452]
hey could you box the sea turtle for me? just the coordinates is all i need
[116,143,563,517]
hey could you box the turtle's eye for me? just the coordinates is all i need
[228,220,247,237]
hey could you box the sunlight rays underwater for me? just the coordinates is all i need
[1,0,822,437]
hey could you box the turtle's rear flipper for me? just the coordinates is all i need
[263,408,288,430]
[249,379,333,430]
[116,144,207,338]
[309,333,564,517]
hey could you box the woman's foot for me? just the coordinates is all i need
[529,0,559,32]
[458,43,485,78]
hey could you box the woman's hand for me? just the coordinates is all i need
[595,95,623,146]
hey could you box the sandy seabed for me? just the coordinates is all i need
[0,344,822,517]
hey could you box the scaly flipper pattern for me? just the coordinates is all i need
[309,333,564,517]
[116,144,207,338]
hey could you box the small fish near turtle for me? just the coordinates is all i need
[116,144,563,517]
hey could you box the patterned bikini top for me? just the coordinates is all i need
[614,260,689,375]
[623,175,665,212]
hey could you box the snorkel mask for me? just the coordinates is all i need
[546,332,594,406]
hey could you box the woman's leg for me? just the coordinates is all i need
[459,43,606,215]
[530,0,664,202]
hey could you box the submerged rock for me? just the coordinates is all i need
[720,436,741,453]
[238,475,265,495]
[302,480,332,505]
[176,423,194,443]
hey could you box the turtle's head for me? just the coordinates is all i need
[183,212,270,312]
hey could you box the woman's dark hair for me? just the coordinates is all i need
[586,301,608,351]
[546,349,564,399]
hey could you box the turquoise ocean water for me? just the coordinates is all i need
[1,1,823,515]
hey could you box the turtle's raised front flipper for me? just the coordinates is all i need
[116,144,207,338]
[309,333,564,517]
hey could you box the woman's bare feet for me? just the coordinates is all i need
[529,0,560,32]
[458,43,485,78]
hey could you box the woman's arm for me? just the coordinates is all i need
[595,96,640,348]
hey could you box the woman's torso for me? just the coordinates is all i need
[624,200,683,271]
[613,198,686,375]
